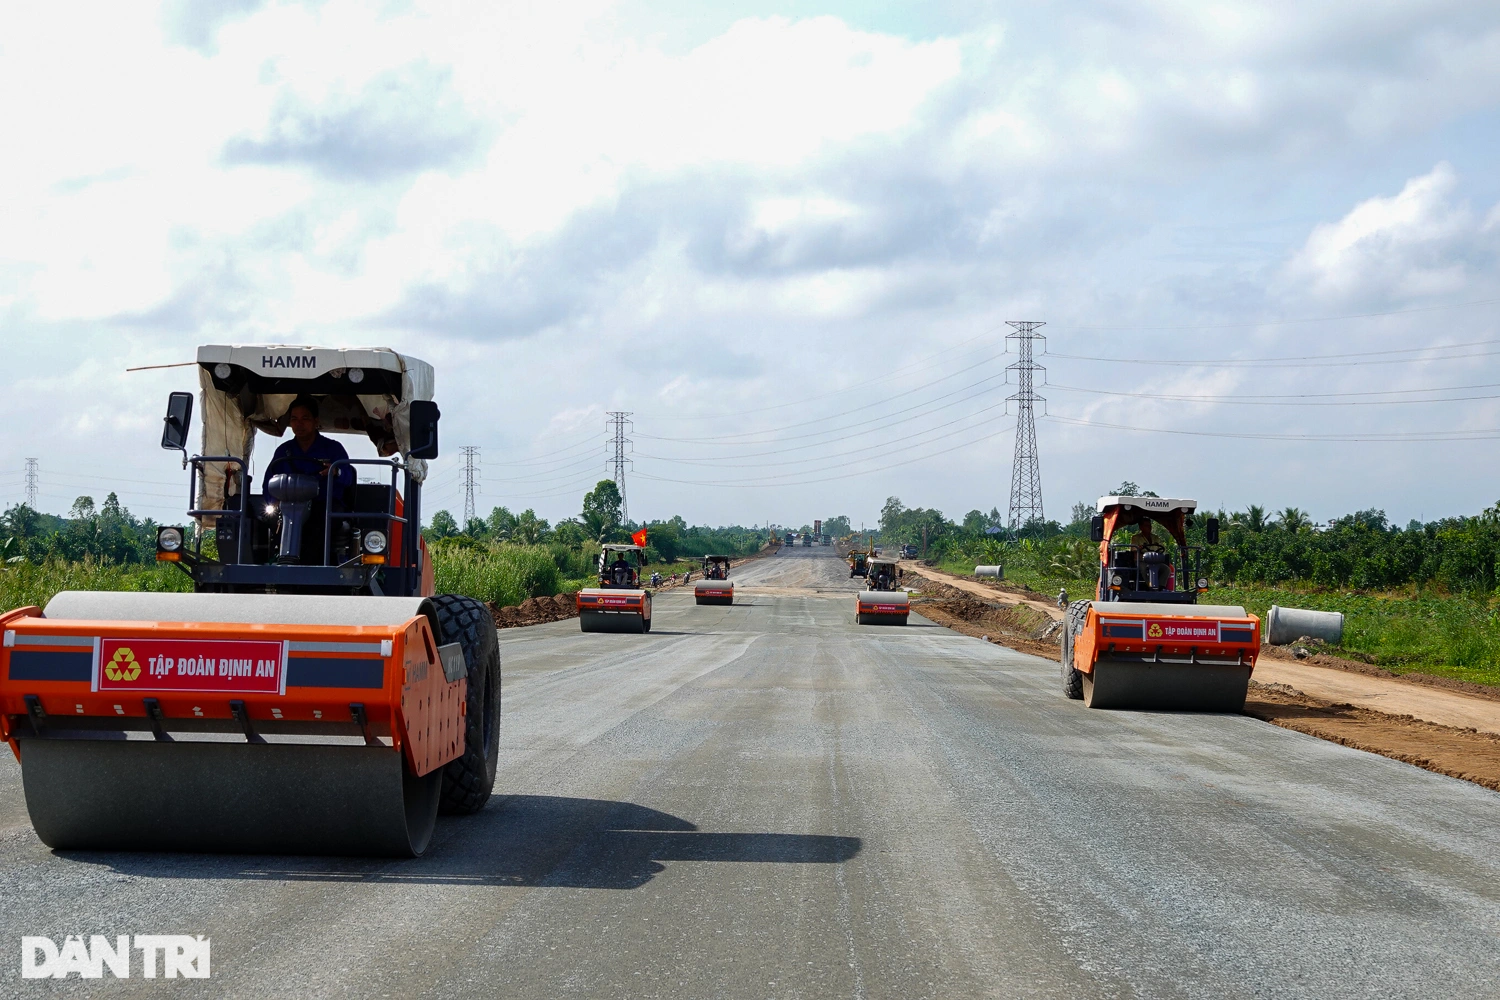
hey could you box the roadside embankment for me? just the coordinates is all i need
[905,560,1500,794]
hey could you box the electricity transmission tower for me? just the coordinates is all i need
[24,458,38,509]
[460,446,479,527]
[607,411,633,526]
[1005,321,1046,531]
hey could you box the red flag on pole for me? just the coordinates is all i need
[631,528,648,548]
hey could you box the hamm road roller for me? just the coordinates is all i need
[856,558,909,625]
[694,555,733,605]
[577,544,653,633]
[0,345,501,856]
[1060,495,1259,711]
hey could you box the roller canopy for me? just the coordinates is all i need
[195,344,435,518]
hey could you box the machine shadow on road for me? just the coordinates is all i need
[67,795,862,891]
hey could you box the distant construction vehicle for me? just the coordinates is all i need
[1061,496,1259,711]
[0,344,499,857]
[848,550,869,577]
[856,558,909,625]
[578,544,653,633]
[695,555,733,605]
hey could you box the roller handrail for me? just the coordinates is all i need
[322,458,408,565]
[186,455,250,563]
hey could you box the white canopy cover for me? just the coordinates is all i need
[195,345,434,520]
[1095,496,1198,513]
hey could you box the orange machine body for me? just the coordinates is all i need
[0,606,464,777]
[1071,606,1261,676]
[577,589,650,616]
[695,583,733,600]
[856,592,910,621]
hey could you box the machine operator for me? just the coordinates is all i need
[265,397,354,563]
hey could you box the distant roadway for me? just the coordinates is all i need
[2,546,1497,997]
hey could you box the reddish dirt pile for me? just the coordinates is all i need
[488,593,579,629]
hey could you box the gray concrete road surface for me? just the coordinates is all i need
[2,545,1498,997]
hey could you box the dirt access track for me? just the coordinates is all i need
[901,562,1500,794]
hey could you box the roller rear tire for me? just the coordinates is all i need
[429,594,502,815]
[1061,600,1090,700]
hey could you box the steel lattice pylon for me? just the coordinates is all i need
[460,446,480,528]
[607,411,633,526]
[24,458,38,509]
[1005,321,1046,530]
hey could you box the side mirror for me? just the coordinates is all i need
[408,400,440,459]
[161,392,193,452]
[1206,517,1220,545]
[1089,515,1105,544]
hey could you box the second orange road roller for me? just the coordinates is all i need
[856,557,909,625]
[694,555,734,605]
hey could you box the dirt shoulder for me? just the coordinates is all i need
[1245,682,1500,793]
[901,562,1065,622]
[905,572,1500,795]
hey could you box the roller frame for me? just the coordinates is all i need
[694,580,734,606]
[0,593,468,856]
[1069,602,1259,712]
[576,589,652,633]
[855,592,909,626]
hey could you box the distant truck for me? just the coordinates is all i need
[901,544,919,559]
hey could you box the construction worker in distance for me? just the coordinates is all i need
[265,396,354,563]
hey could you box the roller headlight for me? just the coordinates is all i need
[347,367,365,384]
[1197,577,1209,589]
[214,362,231,379]
[1110,573,1123,586]
[157,526,184,552]
[362,530,388,555]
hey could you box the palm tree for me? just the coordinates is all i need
[1245,505,1267,532]
[1278,507,1309,533]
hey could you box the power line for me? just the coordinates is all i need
[1062,296,1500,332]
[1047,342,1500,368]
[24,459,38,509]
[460,446,480,527]
[1048,384,1500,406]
[607,411,632,526]
[1006,322,1045,530]
[1045,413,1500,442]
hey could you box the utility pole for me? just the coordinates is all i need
[1005,321,1046,531]
[607,411,633,526]
[24,458,38,509]
[460,446,479,528]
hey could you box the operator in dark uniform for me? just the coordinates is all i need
[265,397,353,564]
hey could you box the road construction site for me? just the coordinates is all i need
[3,544,1497,998]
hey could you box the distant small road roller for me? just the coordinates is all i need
[577,544,654,633]
[694,555,734,605]
[0,345,500,857]
[1060,495,1260,712]
[856,558,909,625]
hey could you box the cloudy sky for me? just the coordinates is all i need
[2,0,1499,530]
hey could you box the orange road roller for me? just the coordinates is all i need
[578,544,654,633]
[694,555,734,605]
[1061,495,1259,711]
[0,345,501,856]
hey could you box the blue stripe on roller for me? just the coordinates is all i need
[8,650,93,681]
[286,657,384,689]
